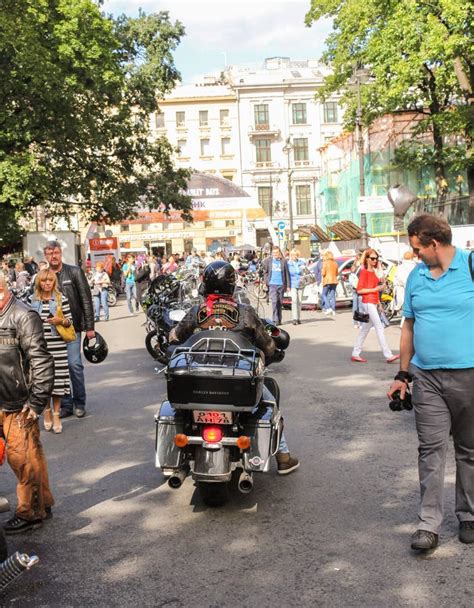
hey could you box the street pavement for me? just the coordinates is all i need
[1,297,473,607]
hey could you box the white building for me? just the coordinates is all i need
[227,57,344,249]
[142,57,345,254]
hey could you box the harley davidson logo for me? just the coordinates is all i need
[193,389,230,396]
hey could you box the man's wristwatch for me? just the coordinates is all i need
[394,370,412,383]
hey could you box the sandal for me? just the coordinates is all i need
[52,412,62,434]
[43,408,53,432]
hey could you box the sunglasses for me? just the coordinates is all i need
[368,256,379,261]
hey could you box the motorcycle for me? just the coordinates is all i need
[380,280,398,321]
[0,496,39,592]
[143,275,194,364]
[106,285,117,307]
[154,323,289,506]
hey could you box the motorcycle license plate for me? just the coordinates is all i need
[193,411,233,425]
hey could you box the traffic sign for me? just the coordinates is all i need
[277,220,286,239]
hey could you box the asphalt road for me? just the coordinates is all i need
[1,297,473,607]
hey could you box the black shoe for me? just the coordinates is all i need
[292,320,298,325]
[59,409,74,419]
[45,506,53,520]
[75,408,86,418]
[297,320,302,325]
[459,521,474,544]
[3,515,43,535]
[410,530,439,551]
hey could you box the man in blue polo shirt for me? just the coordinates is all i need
[388,214,474,551]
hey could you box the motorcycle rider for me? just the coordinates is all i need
[169,260,300,475]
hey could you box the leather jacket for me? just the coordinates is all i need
[56,263,94,332]
[172,297,276,360]
[0,296,54,415]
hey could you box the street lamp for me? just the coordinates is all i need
[352,67,371,249]
[283,138,295,248]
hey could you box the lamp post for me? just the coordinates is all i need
[283,138,295,248]
[355,74,368,249]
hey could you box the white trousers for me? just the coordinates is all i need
[291,287,302,321]
[352,302,393,358]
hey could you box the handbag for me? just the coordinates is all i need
[353,296,370,323]
[135,264,151,283]
[55,294,77,343]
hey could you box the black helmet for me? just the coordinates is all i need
[201,261,236,296]
[83,332,109,364]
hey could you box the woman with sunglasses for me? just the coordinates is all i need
[351,249,399,363]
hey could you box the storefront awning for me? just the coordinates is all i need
[326,220,366,240]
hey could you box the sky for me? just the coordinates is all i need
[102,0,332,84]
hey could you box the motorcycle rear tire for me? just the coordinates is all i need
[145,330,168,365]
[107,291,117,307]
[0,528,7,562]
[197,482,230,507]
[382,300,396,321]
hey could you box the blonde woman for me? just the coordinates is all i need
[29,270,73,433]
[321,251,339,316]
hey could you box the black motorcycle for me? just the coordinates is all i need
[154,322,290,506]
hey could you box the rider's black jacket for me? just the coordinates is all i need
[171,298,276,360]
[56,263,94,332]
[0,296,54,415]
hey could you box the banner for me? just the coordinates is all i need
[88,237,120,267]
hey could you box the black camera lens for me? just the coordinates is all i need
[389,389,413,412]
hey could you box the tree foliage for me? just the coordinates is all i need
[0,0,192,243]
[306,0,474,194]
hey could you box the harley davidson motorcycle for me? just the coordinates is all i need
[0,496,39,592]
[154,323,289,506]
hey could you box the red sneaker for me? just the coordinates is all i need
[351,356,367,363]
[386,355,400,363]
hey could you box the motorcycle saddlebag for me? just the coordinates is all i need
[154,401,186,469]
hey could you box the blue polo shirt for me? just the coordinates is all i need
[403,248,474,369]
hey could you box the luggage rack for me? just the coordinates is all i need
[171,336,260,375]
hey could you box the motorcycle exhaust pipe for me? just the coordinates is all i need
[237,471,254,494]
[0,552,39,592]
[168,466,189,490]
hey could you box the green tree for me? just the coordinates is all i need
[306,0,474,217]
[0,0,192,244]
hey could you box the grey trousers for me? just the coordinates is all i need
[410,365,474,533]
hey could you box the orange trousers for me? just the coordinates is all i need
[0,411,54,521]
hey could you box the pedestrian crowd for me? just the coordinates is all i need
[0,214,473,553]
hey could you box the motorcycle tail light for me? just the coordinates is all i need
[174,434,189,448]
[202,426,223,443]
[236,436,251,450]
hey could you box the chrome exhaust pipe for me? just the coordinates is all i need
[237,471,254,494]
[168,466,189,489]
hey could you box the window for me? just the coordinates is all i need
[258,186,272,215]
[292,103,307,125]
[254,104,269,127]
[200,138,210,156]
[199,110,208,127]
[177,139,187,157]
[220,109,229,126]
[176,111,185,127]
[222,173,234,182]
[296,185,311,215]
[155,112,165,129]
[120,224,130,232]
[255,139,271,163]
[293,138,309,161]
[204,221,212,228]
[225,220,235,227]
[221,137,231,155]
[323,102,338,123]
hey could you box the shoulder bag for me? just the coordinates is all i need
[55,294,77,343]
[353,296,370,323]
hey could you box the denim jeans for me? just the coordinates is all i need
[269,285,284,324]
[278,432,289,454]
[94,289,109,320]
[61,332,86,413]
[322,284,337,311]
[125,282,137,313]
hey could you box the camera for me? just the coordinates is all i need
[389,389,413,412]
